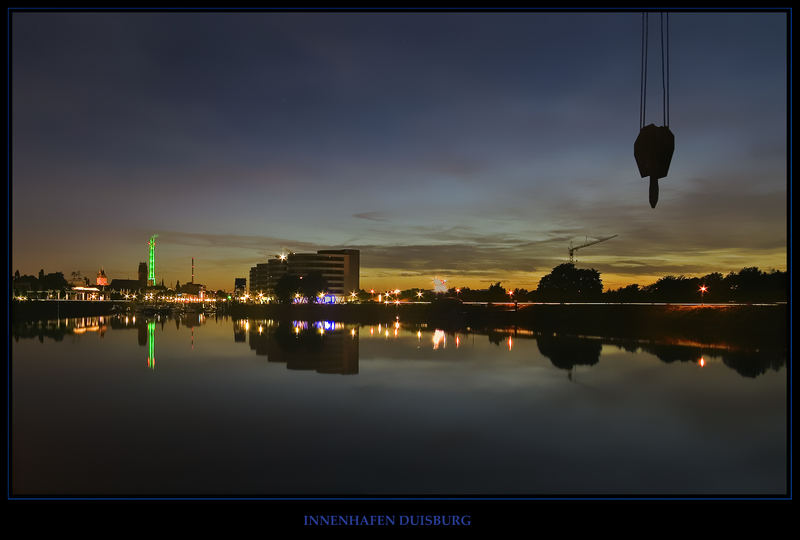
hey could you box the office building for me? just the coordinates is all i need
[249,249,359,298]
[234,278,247,295]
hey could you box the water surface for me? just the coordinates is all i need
[12,315,787,496]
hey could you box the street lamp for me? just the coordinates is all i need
[699,285,708,305]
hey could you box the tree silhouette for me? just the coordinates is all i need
[486,282,507,301]
[537,263,602,302]
[644,275,699,302]
[604,283,641,303]
[274,273,302,304]
[301,271,329,303]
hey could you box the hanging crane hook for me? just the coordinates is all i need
[634,12,674,208]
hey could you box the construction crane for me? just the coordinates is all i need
[568,235,617,263]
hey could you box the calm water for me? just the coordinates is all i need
[12,314,787,496]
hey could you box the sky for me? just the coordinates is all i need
[11,11,788,292]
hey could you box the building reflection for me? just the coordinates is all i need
[9,316,787,379]
[242,319,359,375]
[11,316,109,343]
[234,320,246,343]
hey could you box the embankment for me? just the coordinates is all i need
[11,300,126,321]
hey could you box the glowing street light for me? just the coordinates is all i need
[699,285,708,304]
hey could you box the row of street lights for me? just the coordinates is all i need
[239,284,712,304]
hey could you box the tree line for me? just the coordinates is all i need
[444,264,785,303]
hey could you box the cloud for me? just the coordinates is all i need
[128,229,315,252]
[353,212,389,222]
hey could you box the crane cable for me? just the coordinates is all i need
[639,13,648,130]
[640,12,670,129]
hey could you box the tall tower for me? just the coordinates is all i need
[191,257,194,284]
[138,262,148,284]
[148,234,158,286]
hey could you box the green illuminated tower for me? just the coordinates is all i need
[148,234,158,286]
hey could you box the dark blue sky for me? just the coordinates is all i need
[11,11,787,291]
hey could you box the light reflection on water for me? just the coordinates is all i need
[11,315,787,496]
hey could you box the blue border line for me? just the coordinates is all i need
[787,6,793,502]
[2,7,796,11]
[6,496,793,501]
[7,6,11,502]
